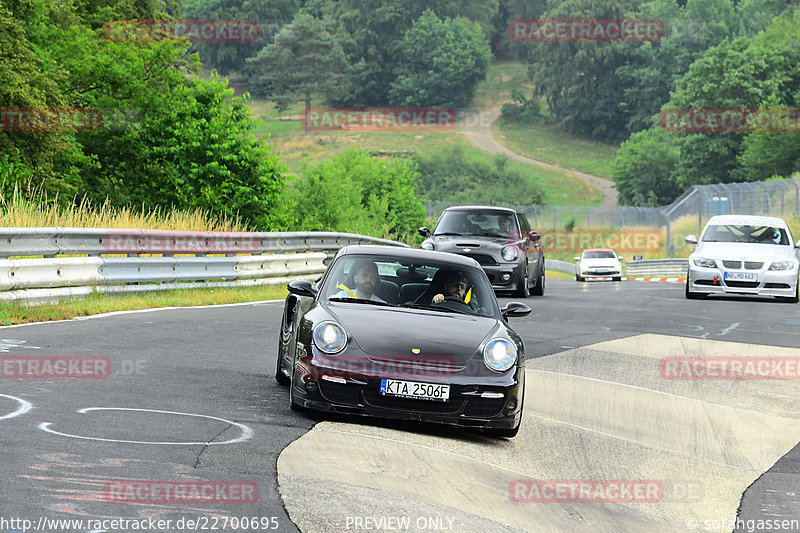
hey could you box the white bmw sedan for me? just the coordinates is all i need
[685,215,800,302]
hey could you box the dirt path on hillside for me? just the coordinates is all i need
[459,107,618,206]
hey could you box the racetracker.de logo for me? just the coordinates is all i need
[103,230,260,254]
[1,108,102,132]
[509,19,663,42]
[104,19,258,43]
[306,355,459,381]
[539,229,662,254]
[305,108,457,131]
[2,356,111,379]
[509,479,663,503]
[661,356,800,380]
[660,108,800,132]
[103,480,258,504]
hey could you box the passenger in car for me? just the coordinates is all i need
[332,259,387,302]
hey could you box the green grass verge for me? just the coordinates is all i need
[492,122,619,180]
[0,285,289,326]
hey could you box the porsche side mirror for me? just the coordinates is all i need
[501,302,532,320]
[685,235,698,245]
[287,280,317,297]
[528,230,541,242]
[418,227,432,238]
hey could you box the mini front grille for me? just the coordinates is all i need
[722,260,741,269]
[744,262,764,270]
[464,253,498,265]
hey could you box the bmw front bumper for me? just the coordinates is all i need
[687,263,798,297]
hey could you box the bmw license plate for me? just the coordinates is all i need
[380,379,450,401]
[724,272,757,281]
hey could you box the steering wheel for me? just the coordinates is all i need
[432,296,475,312]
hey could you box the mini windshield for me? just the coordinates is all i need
[320,254,499,318]
[583,251,617,259]
[434,210,517,237]
[702,225,790,245]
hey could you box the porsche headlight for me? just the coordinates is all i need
[421,240,434,250]
[769,261,796,271]
[501,245,519,261]
[483,338,517,372]
[312,321,347,354]
[693,257,717,268]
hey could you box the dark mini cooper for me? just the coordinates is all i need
[418,206,545,297]
[275,245,531,438]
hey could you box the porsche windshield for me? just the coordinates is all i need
[702,225,791,245]
[322,255,499,318]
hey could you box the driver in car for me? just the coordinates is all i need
[432,271,470,304]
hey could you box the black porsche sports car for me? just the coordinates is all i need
[275,245,532,438]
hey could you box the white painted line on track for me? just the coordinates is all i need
[0,394,33,421]
[38,407,253,445]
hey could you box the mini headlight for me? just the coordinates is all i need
[421,241,434,250]
[769,261,796,271]
[312,321,347,354]
[693,257,717,268]
[483,338,517,372]
[501,245,519,261]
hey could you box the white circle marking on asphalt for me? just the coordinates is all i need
[38,407,253,445]
[0,394,33,421]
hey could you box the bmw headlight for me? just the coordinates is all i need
[421,240,434,250]
[483,338,517,372]
[693,257,717,268]
[769,261,796,271]
[501,245,519,261]
[312,321,347,354]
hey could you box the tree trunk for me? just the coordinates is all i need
[304,92,311,135]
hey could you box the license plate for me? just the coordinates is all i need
[379,379,450,401]
[724,272,757,281]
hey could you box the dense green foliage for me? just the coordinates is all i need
[284,149,426,240]
[389,10,491,109]
[413,146,544,206]
[1,0,286,228]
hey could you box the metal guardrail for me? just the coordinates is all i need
[624,259,688,278]
[544,259,576,275]
[0,228,410,304]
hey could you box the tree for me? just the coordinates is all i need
[182,0,300,75]
[526,0,639,142]
[285,149,426,240]
[389,10,491,108]
[246,12,359,133]
[612,128,681,206]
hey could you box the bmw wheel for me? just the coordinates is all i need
[685,270,704,300]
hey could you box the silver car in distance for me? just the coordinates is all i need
[685,215,800,302]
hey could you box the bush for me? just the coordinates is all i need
[284,149,426,242]
[500,88,548,125]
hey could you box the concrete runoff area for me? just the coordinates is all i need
[277,334,800,532]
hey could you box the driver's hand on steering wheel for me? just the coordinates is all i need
[432,293,445,303]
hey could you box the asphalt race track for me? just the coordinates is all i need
[1,279,799,533]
